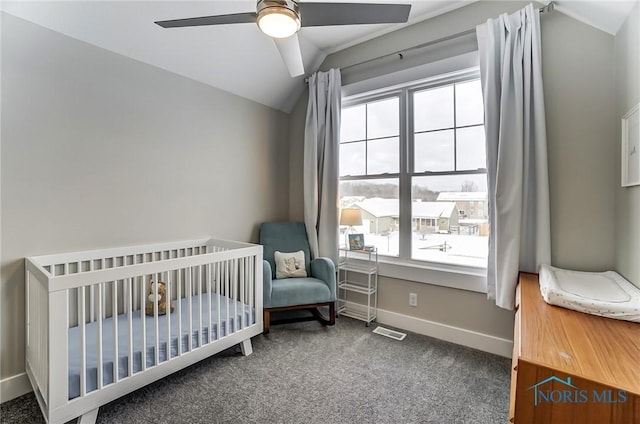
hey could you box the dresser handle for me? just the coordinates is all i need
[513,365,518,371]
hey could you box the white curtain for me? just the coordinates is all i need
[304,69,341,263]
[476,4,551,309]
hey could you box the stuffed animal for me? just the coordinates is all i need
[145,281,174,316]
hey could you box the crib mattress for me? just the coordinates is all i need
[67,293,253,399]
[539,264,640,322]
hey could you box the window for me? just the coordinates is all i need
[339,69,488,268]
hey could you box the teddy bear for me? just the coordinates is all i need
[145,281,174,316]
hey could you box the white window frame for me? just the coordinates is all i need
[340,67,488,293]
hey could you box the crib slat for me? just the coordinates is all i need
[97,284,103,390]
[140,274,147,371]
[124,273,129,314]
[102,259,106,320]
[166,270,171,361]
[127,278,133,378]
[207,262,212,345]
[177,267,183,356]
[112,280,118,383]
[216,261,221,341]
[251,256,255,325]
[89,260,95,323]
[225,260,230,337]
[240,258,249,328]
[246,257,250,328]
[233,259,238,334]
[247,257,252,325]
[154,273,160,367]
[187,267,193,351]
[132,256,139,314]
[198,265,202,347]
[79,286,87,397]
[240,258,246,330]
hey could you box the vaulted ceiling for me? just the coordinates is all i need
[2,1,637,113]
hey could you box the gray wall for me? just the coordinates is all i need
[615,3,640,287]
[543,10,617,271]
[1,13,290,382]
[378,277,514,339]
[288,91,308,221]
[289,1,620,340]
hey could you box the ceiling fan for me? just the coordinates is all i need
[155,1,412,78]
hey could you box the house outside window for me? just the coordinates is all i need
[339,69,488,268]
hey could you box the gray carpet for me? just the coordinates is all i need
[1,316,510,423]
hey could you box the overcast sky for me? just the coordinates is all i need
[340,79,485,179]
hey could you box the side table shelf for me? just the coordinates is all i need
[337,248,378,326]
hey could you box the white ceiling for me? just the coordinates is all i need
[2,1,637,113]
[554,0,637,35]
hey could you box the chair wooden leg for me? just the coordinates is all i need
[263,309,270,334]
[311,303,336,327]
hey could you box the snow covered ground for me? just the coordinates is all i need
[358,231,488,268]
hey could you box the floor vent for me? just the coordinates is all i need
[373,326,407,341]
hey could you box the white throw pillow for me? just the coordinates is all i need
[274,250,307,279]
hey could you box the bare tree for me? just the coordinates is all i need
[460,180,478,192]
[412,185,438,201]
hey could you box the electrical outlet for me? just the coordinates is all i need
[409,293,418,307]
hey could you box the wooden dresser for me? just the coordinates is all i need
[510,273,640,423]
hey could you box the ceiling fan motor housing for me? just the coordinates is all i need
[257,0,300,16]
[257,0,301,38]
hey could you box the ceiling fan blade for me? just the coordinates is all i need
[299,3,411,27]
[273,34,305,78]
[155,13,257,28]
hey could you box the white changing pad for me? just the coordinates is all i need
[539,264,640,322]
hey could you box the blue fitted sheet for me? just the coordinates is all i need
[68,293,253,399]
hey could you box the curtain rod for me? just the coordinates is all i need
[305,2,555,82]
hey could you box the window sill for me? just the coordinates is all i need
[344,253,487,293]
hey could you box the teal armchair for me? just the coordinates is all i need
[260,222,336,333]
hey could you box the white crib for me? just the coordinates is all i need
[25,238,263,424]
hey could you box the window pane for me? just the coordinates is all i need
[339,179,399,257]
[414,86,453,132]
[414,130,454,172]
[340,141,365,177]
[340,104,366,142]
[367,98,399,139]
[411,174,488,267]
[456,126,486,171]
[455,80,484,127]
[368,137,399,175]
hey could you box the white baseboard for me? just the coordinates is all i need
[0,372,32,404]
[342,301,513,358]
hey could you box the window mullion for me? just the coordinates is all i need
[399,88,412,260]
[364,104,368,175]
[453,84,458,171]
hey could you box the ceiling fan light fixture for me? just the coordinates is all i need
[257,2,301,38]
